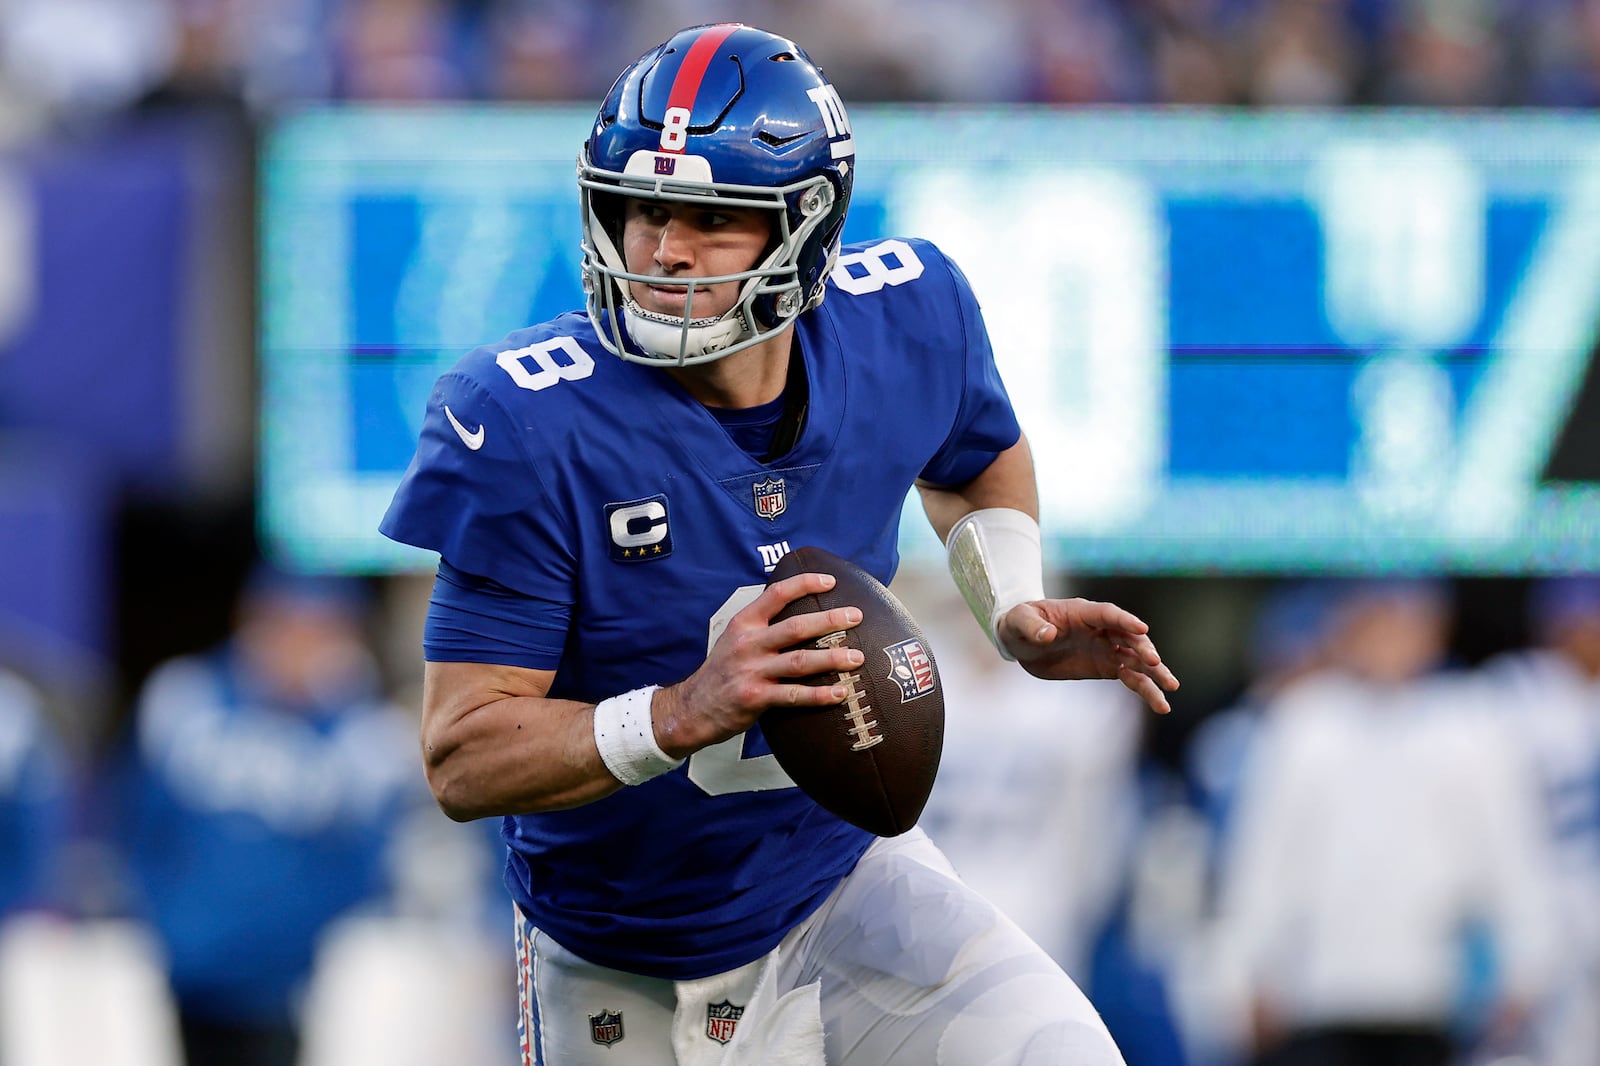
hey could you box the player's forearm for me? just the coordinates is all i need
[916,433,1039,542]
[422,692,625,819]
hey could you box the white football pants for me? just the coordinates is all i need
[515,827,1126,1066]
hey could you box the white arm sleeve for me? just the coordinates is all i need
[944,507,1047,661]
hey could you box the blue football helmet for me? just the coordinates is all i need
[579,24,855,366]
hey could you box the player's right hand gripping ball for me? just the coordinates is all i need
[765,546,944,836]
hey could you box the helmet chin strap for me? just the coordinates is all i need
[622,299,746,363]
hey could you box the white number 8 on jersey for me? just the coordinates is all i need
[830,239,925,296]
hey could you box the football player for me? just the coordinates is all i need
[381,23,1178,1065]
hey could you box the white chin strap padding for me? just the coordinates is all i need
[623,300,746,363]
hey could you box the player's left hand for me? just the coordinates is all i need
[997,598,1179,714]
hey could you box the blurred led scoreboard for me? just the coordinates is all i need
[261,106,1600,574]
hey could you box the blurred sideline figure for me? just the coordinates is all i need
[1185,581,1342,852]
[117,564,423,1066]
[1214,579,1556,1066]
[0,667,184,1066]
[1477,576,1600,1066]
[0,668,69,919]
[901,569,1142,983]
[1171,580,1344,1066]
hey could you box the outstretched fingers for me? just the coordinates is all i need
[1118,662,1175,715]
[1113,640,1180,713]
[1011,598,1180,713]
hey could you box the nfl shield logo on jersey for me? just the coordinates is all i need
[752,477,786,520]
[589,1009,624,1047]
[705,1000,744,1045]
[885,638,936,701]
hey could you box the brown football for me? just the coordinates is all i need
[763,546,944,836]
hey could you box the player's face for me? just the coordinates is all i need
[621,199,772,321]
[1335,594,1449,683]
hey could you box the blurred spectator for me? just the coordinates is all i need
[750,0,925,100]
[1375,0,1511,105]
[1240,0,1363,105]
[0,668,70,920]
[1130,0,1246,104]
[0,0,1594,117]
[884,0,1035,102]
[481,1,604,102]
[134,0,252,116]
[1215,579,1555,1066]
[1476,576,1600,1066]
[332,0,477,101]
[118,564,423,1066]
[1522,0,1600,105]
[1023,0,1149,103]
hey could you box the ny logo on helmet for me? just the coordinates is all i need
[806,84,854,159]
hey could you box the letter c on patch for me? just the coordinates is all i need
[605,495,672,562]
[608,499,666,547]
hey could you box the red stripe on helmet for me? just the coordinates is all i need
[662,24,741,151]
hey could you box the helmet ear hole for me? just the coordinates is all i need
[590,190,627,248]
[800,184,833,218]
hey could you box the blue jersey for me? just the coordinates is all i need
[381,238,1021,979]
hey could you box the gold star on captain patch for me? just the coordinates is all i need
[652,545,663,554]
[621,548,632,558]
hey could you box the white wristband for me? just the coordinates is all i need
[592,685,680,786]
[945,507,1047,661]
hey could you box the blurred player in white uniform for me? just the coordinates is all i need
[1215,580,1555,1066]
[1477,577,1600,1066]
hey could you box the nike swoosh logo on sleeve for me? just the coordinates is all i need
[444,405,485,450]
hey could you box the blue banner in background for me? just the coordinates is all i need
[0,120,195,490]
[0,441,113,683]
[259,106,1600,575]
[0,116,211,670]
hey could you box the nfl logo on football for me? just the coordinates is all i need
[589,1009,624,1047]
[752,476,786,520]
[705,1000,744,1045]
[886,638,935,701]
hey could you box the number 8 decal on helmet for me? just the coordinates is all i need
[659,107,691,152]
[578,23,856,367]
